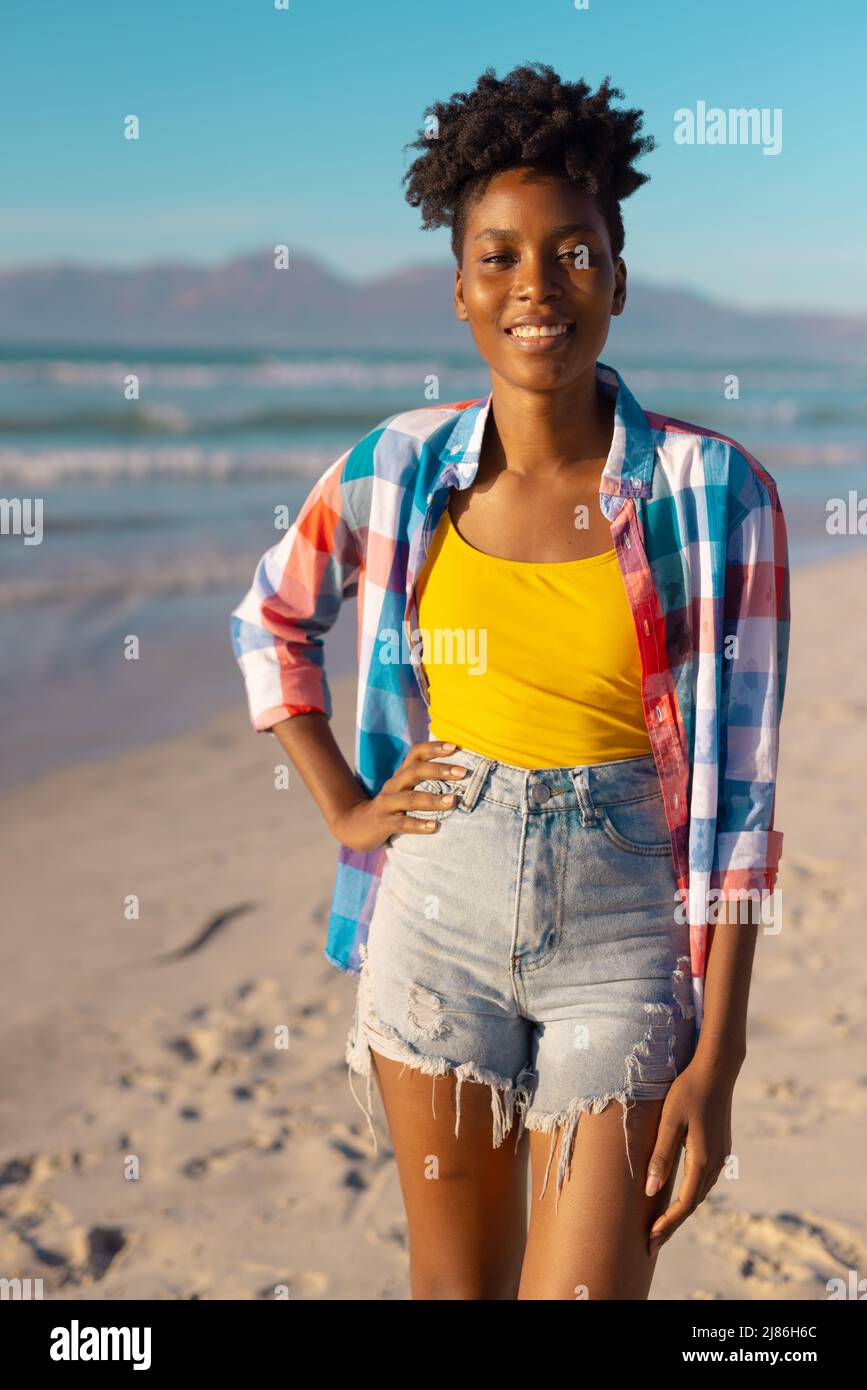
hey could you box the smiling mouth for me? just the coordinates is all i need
[504,322,575,349]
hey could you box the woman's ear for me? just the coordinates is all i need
[454,265,469,323]
[611,258,628,318]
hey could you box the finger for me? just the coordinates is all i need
[388,813,440,836]
[420,759,469,780]
[644,1113,686,1196]
[648,1155,706,1253]
[387,781,464,833]
[695,1161,725,1206]
[393,762,468,790]
[406,739,460,765]
[388,783,461,812]
[404,788,460,813]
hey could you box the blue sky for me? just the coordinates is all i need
[2,0,864,312]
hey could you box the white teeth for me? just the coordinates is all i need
[507,324,571,338]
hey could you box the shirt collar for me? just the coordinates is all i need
[436,359,656,515]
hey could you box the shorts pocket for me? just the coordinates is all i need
[598,790,672,856]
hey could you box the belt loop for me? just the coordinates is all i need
[456,754,492,811]
[568,765,599,826]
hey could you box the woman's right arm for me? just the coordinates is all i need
[269,709,371,835]
[230,446,466,850]
[270,714,467,851]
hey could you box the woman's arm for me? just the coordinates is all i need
[230,431,471,850]
[643,904,762,1257]
[644,460,791,1250]
[269,714,469,849]
[230,452,362,731]
[269,711,369,836]
[693,905,759,1074]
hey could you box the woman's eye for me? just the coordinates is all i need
[481,250,595,267]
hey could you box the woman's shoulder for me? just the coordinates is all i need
[643,406,783,522]
[343,395,483,476]
[337,395,484,526]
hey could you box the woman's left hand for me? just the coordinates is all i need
[643,1055,737,1257]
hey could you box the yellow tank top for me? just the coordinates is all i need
[415,502,653,769]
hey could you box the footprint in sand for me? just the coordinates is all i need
[0,1204,127,1290]
[0,1150,90,1188]
[696,1206,867,1297]
[747,1072,867,1125]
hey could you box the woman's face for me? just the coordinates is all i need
[453,166,626,390]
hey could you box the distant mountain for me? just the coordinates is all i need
[1,249,865,361]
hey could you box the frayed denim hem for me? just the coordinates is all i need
[345,947,692,1214]
[521,996,688,1211]
[345,943,535,1156]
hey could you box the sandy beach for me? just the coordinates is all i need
[2,547,866,1301]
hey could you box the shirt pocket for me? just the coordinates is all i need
[598,790,672,856]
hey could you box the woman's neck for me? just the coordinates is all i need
[482,364,615,481]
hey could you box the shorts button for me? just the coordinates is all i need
[530,781,551,803]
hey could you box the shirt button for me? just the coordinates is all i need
[530,781,551,803]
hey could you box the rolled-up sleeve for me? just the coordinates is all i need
[230,450,362,732]
[711,467,791,907]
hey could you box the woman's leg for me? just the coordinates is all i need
[371,1049,530,1300]
[518,1098,678,1300]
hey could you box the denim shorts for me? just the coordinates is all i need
[345,746,696,1209]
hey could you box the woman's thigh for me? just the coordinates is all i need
[512,760,694,1297]
[519,1097,678,1300]
[370,1048,530,1300]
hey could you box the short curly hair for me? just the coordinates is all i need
[401,62,655,265]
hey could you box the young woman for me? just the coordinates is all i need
[231,63,790,1300]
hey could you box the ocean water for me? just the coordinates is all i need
[1,344,864,795]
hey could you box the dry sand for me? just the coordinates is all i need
[1,549,866,1300]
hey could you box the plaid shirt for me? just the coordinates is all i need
[230,360,790,1036]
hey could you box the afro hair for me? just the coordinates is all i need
[401,62,655,264]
